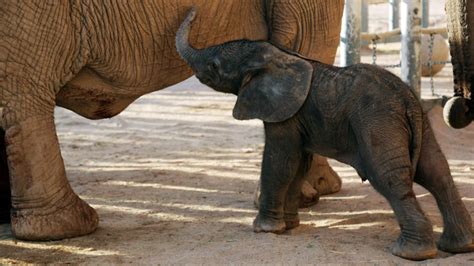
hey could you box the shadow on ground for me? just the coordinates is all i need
[0,79,473,264]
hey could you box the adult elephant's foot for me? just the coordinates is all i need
[253,214,286,234]
[253,155,339,209]
[300,155,341,207]
[391,236,437,260]
[12,192,98,240]
[5,116,98,240]
[298,181,319,208]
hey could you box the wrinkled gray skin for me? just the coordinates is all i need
[176,11,474,261]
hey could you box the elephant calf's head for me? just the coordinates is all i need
[176,8,314,123]
[175,8,261,95]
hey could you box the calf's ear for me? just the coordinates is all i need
[232,44,313,123]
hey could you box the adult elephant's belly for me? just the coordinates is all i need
[56,65,188,120]
[55,68,140,119]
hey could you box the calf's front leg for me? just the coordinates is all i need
[254,121,307,234]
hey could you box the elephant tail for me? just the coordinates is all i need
[407,101,424,179]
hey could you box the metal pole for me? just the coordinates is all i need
[389,0,400,30]
[422,0,430,27]
[361,0,368,32]
[400,0,422,96]
[340,0,361,66]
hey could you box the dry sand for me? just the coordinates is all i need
[0,1,473,264]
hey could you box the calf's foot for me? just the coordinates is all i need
[391,236,437,260]
[438,231,474,253]
[253,214,286,234]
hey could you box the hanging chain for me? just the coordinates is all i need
[371,39,377,65]
[371,38,401,68]
[427,33,437,96]
[366,33,449,98]
[359,30,453,100]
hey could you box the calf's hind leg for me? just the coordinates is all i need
[414,119,473,253]
[368,167,437,260]
[356,126,436,260]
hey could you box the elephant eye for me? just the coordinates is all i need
[209,61,218,71]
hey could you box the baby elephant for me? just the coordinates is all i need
[176,10,474,260]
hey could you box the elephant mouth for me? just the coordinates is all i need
[239,73,253,93]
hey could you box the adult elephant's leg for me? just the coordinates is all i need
[414,119,473,253]
[2,100,98,240]
[0,128,11,223]
[1,0,96,240]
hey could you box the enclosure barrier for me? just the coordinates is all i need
[341,0,449,98]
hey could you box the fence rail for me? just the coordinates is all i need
[360,27,447,42]
[341,0,446,96]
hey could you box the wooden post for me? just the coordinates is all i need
[340,0,361,66]
[400,0,422,96]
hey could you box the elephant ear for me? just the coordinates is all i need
[232,44,313,123]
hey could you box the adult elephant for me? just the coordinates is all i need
[444,0,474,128]
[0,0,344,240]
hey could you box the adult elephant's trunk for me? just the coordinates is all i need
[444,0,474,128]
[176,7,202,66]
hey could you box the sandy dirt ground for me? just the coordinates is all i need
[1,1,473,264]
